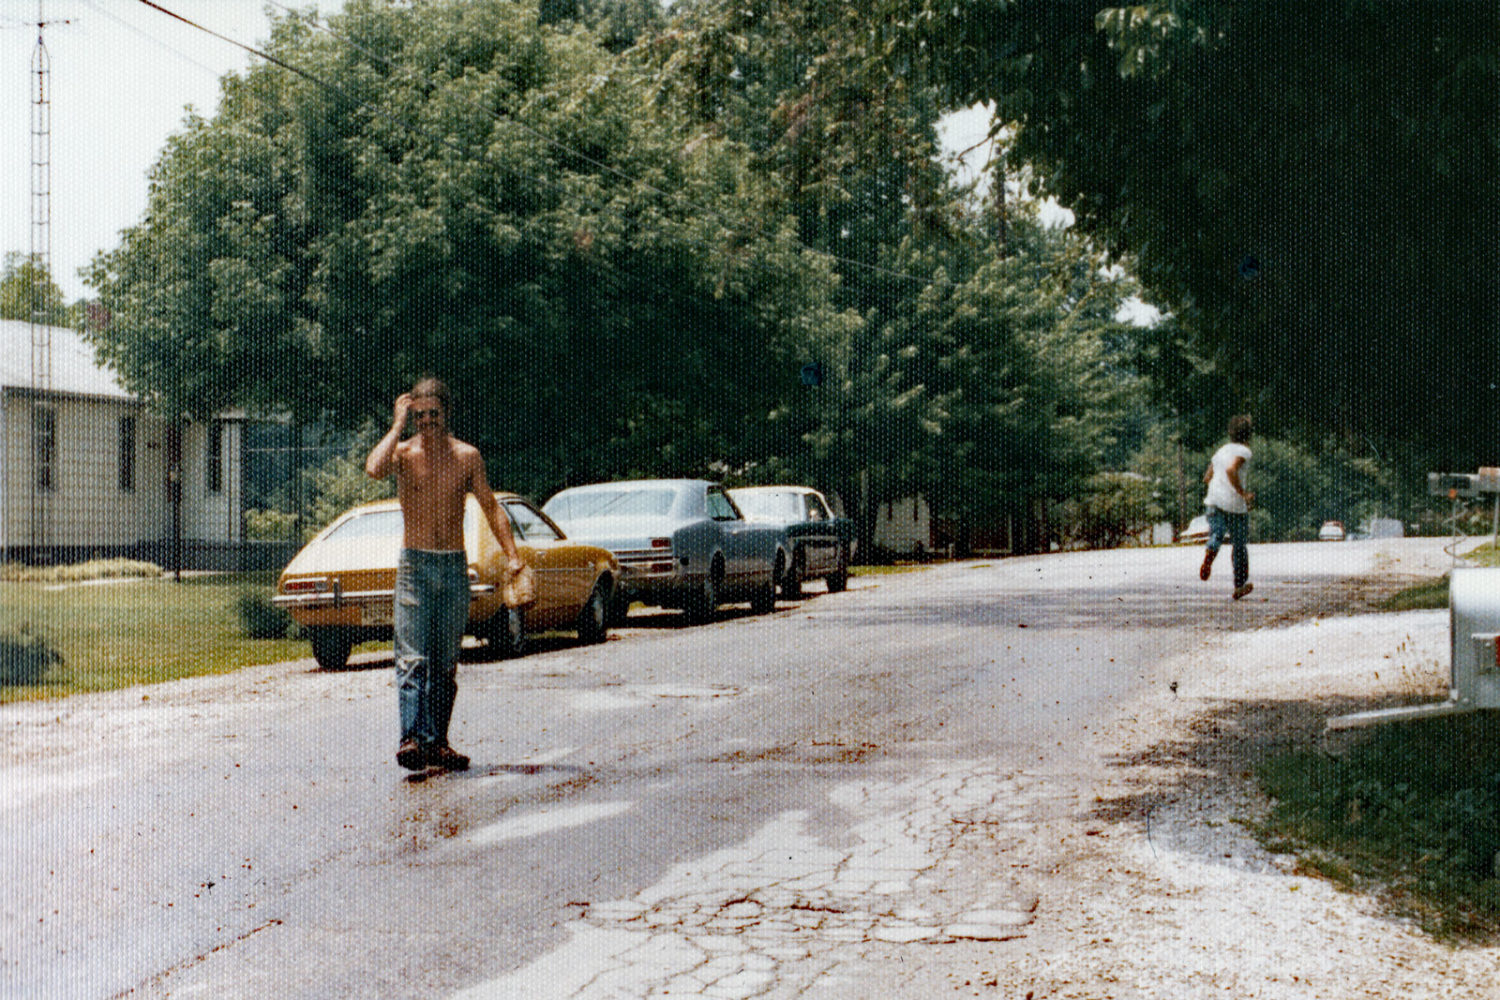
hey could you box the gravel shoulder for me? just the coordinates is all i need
[986,578,1499,997]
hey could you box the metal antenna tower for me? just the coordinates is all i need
[27,1,72,561]
[31,3,52,396]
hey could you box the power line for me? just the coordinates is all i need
[78,0,223,78]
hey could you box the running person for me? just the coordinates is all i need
[1199,414,1255,600]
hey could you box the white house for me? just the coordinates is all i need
[872,495,1016,557]
[0,319,246,568]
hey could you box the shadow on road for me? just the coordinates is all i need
[809,574,1405,633]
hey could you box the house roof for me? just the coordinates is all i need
[0,319,136,401]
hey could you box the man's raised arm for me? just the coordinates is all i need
[366,393,411,479]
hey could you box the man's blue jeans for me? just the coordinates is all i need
[394,549,470,748]
[1204,506,1250,588]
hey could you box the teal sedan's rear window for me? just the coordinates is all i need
[549,488,675,519]
[733,492,801,519]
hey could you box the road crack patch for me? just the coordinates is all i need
[453,761,1050,999]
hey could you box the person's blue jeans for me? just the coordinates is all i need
[1204,506,1250,588]
[394,549,470,748]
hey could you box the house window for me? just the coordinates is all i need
[33,406,56,492]
[118,415,136,492]
[207,420,224,494]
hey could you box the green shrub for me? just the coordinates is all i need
[244,508,300,541]
[236,589,293,640]
[0,629,63,686]
[1257,713,1500,940]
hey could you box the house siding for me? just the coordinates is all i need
[1,320,251,568]
[873,496,934,555]
[1,391,241,562]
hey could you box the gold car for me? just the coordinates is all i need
[273,493,619,669]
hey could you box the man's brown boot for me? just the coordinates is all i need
[427,744,470,771]
[396,738,426,771]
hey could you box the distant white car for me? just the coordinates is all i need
[1319,520,1347,541]
[1181,515,1210,544]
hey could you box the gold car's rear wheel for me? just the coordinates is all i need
[307,626,352,671]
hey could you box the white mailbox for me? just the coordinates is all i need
[1450,568,1500,709]
[1328,566,1500,729]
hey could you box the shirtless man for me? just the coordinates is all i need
[366,377,523,771]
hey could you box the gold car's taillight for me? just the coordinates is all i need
[283,577,328,593]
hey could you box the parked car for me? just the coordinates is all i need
[1318,520,1347,541]
[273,493,619,669]
[728,485,856,597]
[542,479,789,623]
[1180,514,1211,544]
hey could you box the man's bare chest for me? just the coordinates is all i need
[400,449,470,503]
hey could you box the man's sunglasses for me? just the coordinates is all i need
[411,408,442,420]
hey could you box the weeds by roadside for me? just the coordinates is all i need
[1255,713,1500,943]
[1260,541,1500,942]
[1382,574,1452,612]
[1379,539,1498,612]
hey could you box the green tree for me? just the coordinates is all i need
[688,1,1498,471]
[85,0,823,499]
[0,253,68,325]
[651,1,1147,550]
[539,0,668,53]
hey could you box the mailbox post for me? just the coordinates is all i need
[1327,469,1500,730]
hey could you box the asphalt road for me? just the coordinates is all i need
[0,539,1455,999]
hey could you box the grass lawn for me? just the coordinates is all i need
[0,571,309,703]
[1,559,917,703]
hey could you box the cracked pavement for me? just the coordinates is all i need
[2,539,1477,998]
[461,762,1056,999]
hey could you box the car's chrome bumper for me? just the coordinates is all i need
[614,551,681,581]
[272,583,495,609]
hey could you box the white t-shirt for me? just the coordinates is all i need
[1204,442,1252,513]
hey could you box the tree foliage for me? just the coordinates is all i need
[0,253,69,325]
[718,0,1499,467]
[85,0,1155,551]
[86,0,822,497]
[1003,1,1499,465]
[647,0,1145,547]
